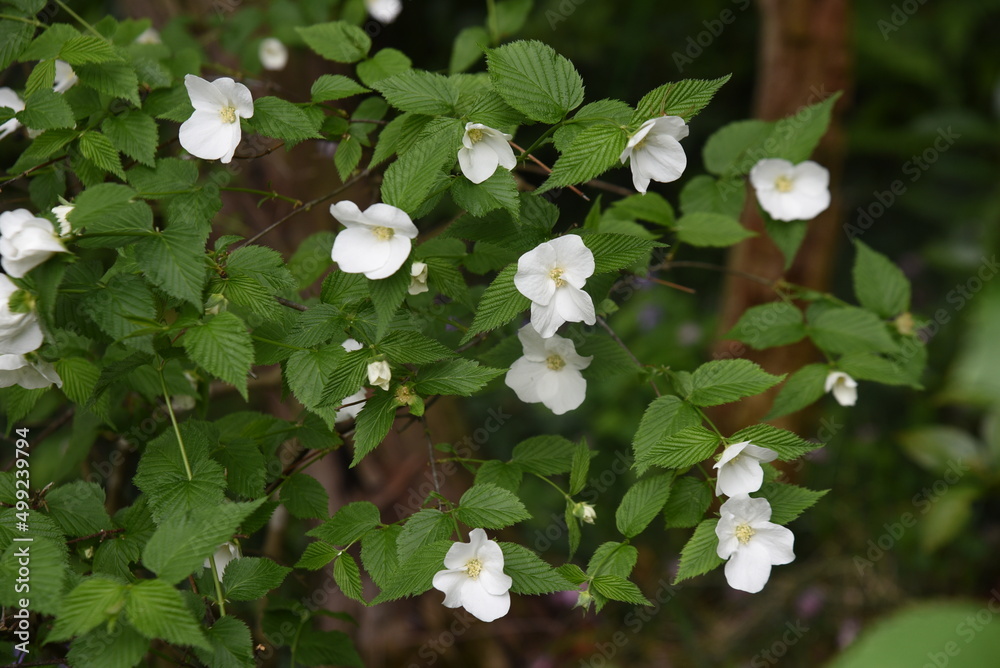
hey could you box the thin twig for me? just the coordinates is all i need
[648,277,697,294]
[661,260,779,288]
[509,141,590,202]
[596,315,660,397]
[65,528,124,544]
[275,296,308,312]
[233,141,286,160]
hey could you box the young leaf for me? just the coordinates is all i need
[124,579,211,650]
[499,542,575,594]
[296,21,371,63]
[632,75,731,125]
[673,519,724,584]
[280,474,330,520]
[569,440,591,495]
[591,575,651,606]
[334,553,365,602]
[222,557,291,601]
[454,483,531,529]
[853,240,911,318]
[765,363,830,420]
[662,476,712,529]
[725,302,806,350]
[486,40,584,124]
[308,501,381,546]
[615,473,673,538]
[182,312,254,400]
[687,359,784,407]
[674,212,755,248]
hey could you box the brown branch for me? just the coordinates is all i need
[509,141,590,202]
[275,296,308,312]
[65,528,125,544]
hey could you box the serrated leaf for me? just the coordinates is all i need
[75,62,139,105]
[687,359,784,407]
[134,220,208,307]
[351,390,398,466]
[67,623,149,668]
[311,74,370,102]
[674,212,755,247]
[451,171,521,221]
[377,330,456,364]
[357,48,412,87]
[79,131,125,179]
[632,396,703,475]
[47,576,127,642]
[374,70,459,115]
[102,110,157,167]
[632,75,730,124]
[511,434,576,476]
[475,460,524,494]
[296,542,340,570]
[17,87,75,130]
[296,21,371,63]
[726,302,806,350]
[673,519,724,584]
[222,557,291,601]
[808,306,897,355]
[334,553,364,602]
[413,358,505,396]
[853,240,910,318]
[182,312,254,399]
[591,575,651,606]
[586,541,638,579]
[569,441,591,496]
[361,525,401,589]
[195,617,255,668]
[487,40,584,124]
[125,579,210,650]
[370,539,451,603]
[308,501,382,547]
[499,542,575,594]
[380,119,460,215]
[615,473,672,538]
[539,123,628,193]
[455,483,531,529]
[642,426,720,470]
[753,483,827,525]
[280,474,330,520]
[662,476,712,529]
[247,96,322,142]
[729,424,820,461]
[395,509,453,563]
[582,233,660,274]
[334,134,363,181]
[462,263,529,342]
[765,362,831,420]
[44,481,112,537]
[58,35,120,65]
[450,25,489,74]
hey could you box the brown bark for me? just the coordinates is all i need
[711,0,853,435]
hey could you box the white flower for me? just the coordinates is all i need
[749,158,831,222]
[336,339,367,422]
[825,370,858,407]
[573,502,597,524]
[504,324,592,415]
[408,261,429,295]
[178,74,254,164]
[619,116,689,194]
[367,359,391,391]
[0,87,25,140]
[366,0,403,23]
[258,38,288,71]
[432,528,512,623]
[135,27,161,45]
[204,542,241,583]
[330,201,417,280]
[715,495,795,594]
[0,275,43,356]
[713,441,779,497]
[0,209,70,278]
[51,204,73,237]
[458,122,516,184]
[0,354,61,390]
[514,235,596,338]
[53,60,78,94]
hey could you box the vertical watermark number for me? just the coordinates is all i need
[12,427,33,655]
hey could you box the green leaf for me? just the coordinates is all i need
[616,473,673,538]
[451,171,521,221]
[67,623,150,668]
[58,35,120,65]
[182,312,254,399]
[141,501,263,584]
[44,481,112,537]
[729,424,820,461]
[285,346,345,408]
[82,274,156,351]
[475,460,524,493]
[134,220,208,307]
[308,501,381,547]
[662,476,712,529]
[47,576,128,642]
[377,330,456,364]
[75,62,139,105]
[380,118,460,215]
[17,87,75,130]
[462,263,529,342]
[702,119,773,177]
[641,426,720,470]
[632,396,703,475]
[725,302,806,350]
[607,192,676,227]
[125,579,210,650]
[764,216,809,270]
[754,483,827,525]
[361,525,401,589]
[0,535,67,615]
[765,363,829,420]
[247,96,322,142]
[311,74,370,102]
[582,233,661,274]
[351,390,398,466]
[511,435,576,476]
[280,474,330,520]
[591,575,651,606]
[356,48,412,87]
[766,93,840,163]
[102,110,157,167]
[569,440,591,496]
[296,629,364,668]
[222,557,291,601]
[370,112,434,167]
[79,131,125,179]
[334,553,365,602]
[808,306,897,355]
[499,542,575,595]
[413,358,505,396]
[374,70,459,115]
[368,267,410,338]
[370,539,451,603]
[395,509,453,562]
[194,617,255,668]
[586,541,638,579]
[853,240,910,318]
[687,359,784,407]
[53,357,99,407]
[673,519,724,584]
[539,123,628,193]
[0,20,34,71]
[450,25,489,74]
[296,21,371,63]
[674,212,755,248]
[633,75,730,124]
[679,174,744,219]
[486,40,584,124]
[455,483,531,529]
[334,134,363,181]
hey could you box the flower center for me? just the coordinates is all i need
[546,354,566,371]
[467,128,485,143]
[734,523,755,545]
[465,558,484,579]
[774,175,794,193]
[549,267,567,288]
[219,105,238,124]
[372,226,395,241]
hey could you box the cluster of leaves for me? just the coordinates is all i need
[0,0,928,665]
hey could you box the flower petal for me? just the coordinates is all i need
[751,524,796,565]
[723,542,775,593]
[514,243,558,304]
[479,567,513,596]
[649,115,689,141]
[632,134,687,184]
[443,540,478,570]
[516,323,548,361]
[364,234,411,280]
[184,74,227,111]
[505,358,546,404]
[459,144,500,184]
[179,110,232,161]
[749,159,794,191]
[432,569,468,607]
[460,579,510,622]
[482,133,516,170]
[329,201,368,228]
[545,368,587,415]
[212,77,254,118]
[363,203,418,237]
[331,228,391,275]
[218,120,242,164]
[550,235,595,286]
[553,286,595,326]
[529,301,563,339]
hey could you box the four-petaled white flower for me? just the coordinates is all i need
[458,122,516,184]
[53,60,77,94]
[824,370,857,407]
[0,274,43,356]
[514,235,596,339]
[715,494,795,594]
[179,74,254,164]
[0,209,70,278]
[0,354,61,390]
[0,87,25,140]
[367,359,391,391]
[51,204,73,237]
[204,542,241,583]
[619,116,689,194]
[714,441,779,497]
[432,528,512,622]
[259,38,288,71]
[408,261,429,295]
[330,201,417,280]
[365,0,403,24]
[749,158,831,222]
[573,502,597,524]
[336,338,367,422]
[505,324,592,415]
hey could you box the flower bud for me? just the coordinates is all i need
[573,502,597,524]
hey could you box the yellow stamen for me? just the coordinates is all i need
[468,128,485,143]
[735,523,755,545]
[466,558,484,579]
[546,354,565,371]
[372,226,395,241]
[549,268,566,288]
[219,105,238,124]
[774,175,794,193]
